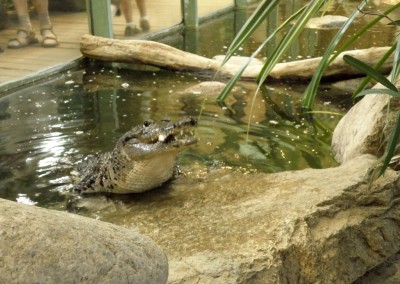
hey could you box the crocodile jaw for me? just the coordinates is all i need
[112,151,178,193]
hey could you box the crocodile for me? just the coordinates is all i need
[72,117,197,194]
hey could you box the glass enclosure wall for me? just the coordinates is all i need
[198,0,234,18]
[0,0,255,89]
[111,0,183,39]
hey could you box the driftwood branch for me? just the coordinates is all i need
[80,34,393,82]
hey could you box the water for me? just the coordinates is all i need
[0,0,397,212]
[0,64,343,209]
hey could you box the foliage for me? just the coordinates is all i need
[344,40,400,177]
[219,0,400,175]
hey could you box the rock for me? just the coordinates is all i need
[330,78,373,94]
[306,15,349,29]
[332,93,389,163]
[355,252,400,283]
[331,82,399,163]
[76,154,400,283]
[0,198,168,284]
[178,81,237,96]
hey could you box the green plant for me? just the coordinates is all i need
[343,37,400,176]
[219,0,400,175]
[219,1,400,106]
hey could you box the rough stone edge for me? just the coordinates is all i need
[165,155,400,283]
[0,198,169,283]
[281,167,400,283]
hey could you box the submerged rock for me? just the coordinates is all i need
[330,78,373,94]
[306,15,349,29]
[0,199,168,283]
[178,81,235,96]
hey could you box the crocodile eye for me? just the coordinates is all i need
[143,120,152,127]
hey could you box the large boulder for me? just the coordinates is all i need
[332,83,399,163]
[75,154,400,283]
[0,198,168,283]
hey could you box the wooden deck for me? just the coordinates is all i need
[0,0,237,92]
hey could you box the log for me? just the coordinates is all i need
[80,34,393,82]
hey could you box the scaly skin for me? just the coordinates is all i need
[73,117,197,194]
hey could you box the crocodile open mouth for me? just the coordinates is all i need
[121,117,198,152]
[158,131,197,147]
[156,117,198,147]
[160,133,176,143]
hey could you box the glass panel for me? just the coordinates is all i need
[198,0,234,18]
[111,0,182,39]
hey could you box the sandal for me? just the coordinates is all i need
[140,18,150,32]
[8,29,38,49]
[124,25,141,36]
[41,28,59,48]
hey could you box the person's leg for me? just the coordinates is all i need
[8,0,38,48]
[120,0,133,23]
[12,0,31,29]
[135,0,149,31]
[121,0,140,36]
[32,0,58,47]
[110,0,120,16]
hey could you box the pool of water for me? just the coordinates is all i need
[0,0,397,212]
[0,64,344,208]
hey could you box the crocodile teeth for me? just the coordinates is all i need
[158,134,166,142]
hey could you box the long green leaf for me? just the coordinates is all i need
[316,2,400,101]
[352,44,396,100]
[257,0,326,85]
[380,115,400,176]
[216,59,250,102]
[343,55,398,92]
[217,5,306,102]
[330,3,400,64]
[222,0,280,67]
[391,36,400,83]
[354,88,400,98]
[302,0,369,110]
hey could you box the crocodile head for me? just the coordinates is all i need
[117,117,197,159]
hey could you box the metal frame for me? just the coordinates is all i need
[86,0,113,38]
